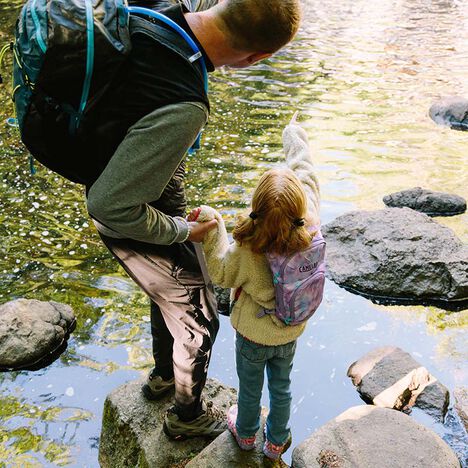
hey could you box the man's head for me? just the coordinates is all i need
[214,0,302,55]
[186,0,302,68]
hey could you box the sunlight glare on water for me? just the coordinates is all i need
[0,0,467,465]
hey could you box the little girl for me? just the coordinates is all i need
[188,114,321,466]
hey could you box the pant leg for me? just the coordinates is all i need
[265,341,297,445]
[235,333,267,438]
[100,234,219,419]
[150,300,174,380]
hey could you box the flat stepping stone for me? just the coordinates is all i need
[383,187,466,217]
[99,377,236,468]
[0,299,76,371]
[322,208,468,310]
[187,408,268,468]
[429,96,468,131]
[292,405,460,468]
[347,346,449,421]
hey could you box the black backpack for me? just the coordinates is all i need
[11,0,207,185]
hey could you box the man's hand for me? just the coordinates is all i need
[188,220,217,243]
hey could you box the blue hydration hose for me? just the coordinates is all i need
[127,6,209,153]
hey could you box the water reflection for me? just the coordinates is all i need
[0,0,467,465]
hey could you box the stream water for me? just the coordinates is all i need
[0,0,467,466]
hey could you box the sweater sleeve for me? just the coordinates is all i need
[87,102,208,244]
[196,206,245,289]
[282,123,321,223]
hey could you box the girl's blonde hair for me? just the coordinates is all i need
[233,168,312,255]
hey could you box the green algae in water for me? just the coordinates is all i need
[0,0,467,465]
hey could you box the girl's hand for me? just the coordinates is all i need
[187,207,202,222]
[188,220,218,243]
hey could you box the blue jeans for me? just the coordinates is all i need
[235,332,297,445]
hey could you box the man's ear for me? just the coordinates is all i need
[247,52,273,65]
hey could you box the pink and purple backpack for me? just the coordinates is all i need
[259,228,326,326]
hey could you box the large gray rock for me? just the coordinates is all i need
[187,408,268,467]
[454,387,468,432]
[322,208,468,309]
[292,405,460,468]
[383,187,466,217]
[0,299,76,370]
[99,377,237,468]
[429,96,468,131]
[347,346,449,420]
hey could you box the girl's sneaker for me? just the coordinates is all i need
[227,404,256,451]
[263,431,292,461]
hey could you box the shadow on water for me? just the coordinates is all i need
[336,283,468,313]
[0,0,467,466]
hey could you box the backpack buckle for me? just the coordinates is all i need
[188,51,202,63]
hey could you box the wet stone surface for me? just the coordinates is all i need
[187,408,268,468]
[292,405,460,468]
[383,187,467,217]
[322,208,468,309]
[99,377,236,468]
[0,299,76,371]
[429,96,468,131]
[347,346,449,421]
[454,387,468,433]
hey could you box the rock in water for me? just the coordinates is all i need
[429,96,468,131]
[322,208,468,309]
[383,187,467,217]
[347,346,449,420]
[187,408,268,467]
[292,405,460,468]
[214,285,231,316]
[0,299,76,370]
[99,378,236,468]
[454,387,468,433]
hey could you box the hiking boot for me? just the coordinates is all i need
[227,404,256,450]
[163,400,228,440]
[141,371,175,401]
[263,430,292,461]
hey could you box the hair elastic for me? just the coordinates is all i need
[249,212,258,220]
[293,218,305,227]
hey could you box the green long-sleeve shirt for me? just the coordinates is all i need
[87,101,208,244]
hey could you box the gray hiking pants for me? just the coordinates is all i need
[100,234,219,418]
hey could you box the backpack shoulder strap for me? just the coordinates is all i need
[129,14,205,84]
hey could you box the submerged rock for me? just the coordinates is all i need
[454,387,468,433]
[214,285,231,316]
[0,299,76,371]
[99,377,236,468]
[429,96,468,131]
[187,408,268,467]
[322,208,468,309]
[292,405,460,468]
[347,346,449,420]
[383,187,466,217]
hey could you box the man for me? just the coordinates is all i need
[86,0,302,439]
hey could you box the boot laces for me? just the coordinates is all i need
[204,400,225,420]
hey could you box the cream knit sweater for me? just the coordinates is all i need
[197,122,321,346]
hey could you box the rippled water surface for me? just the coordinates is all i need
[0,0,467,466]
